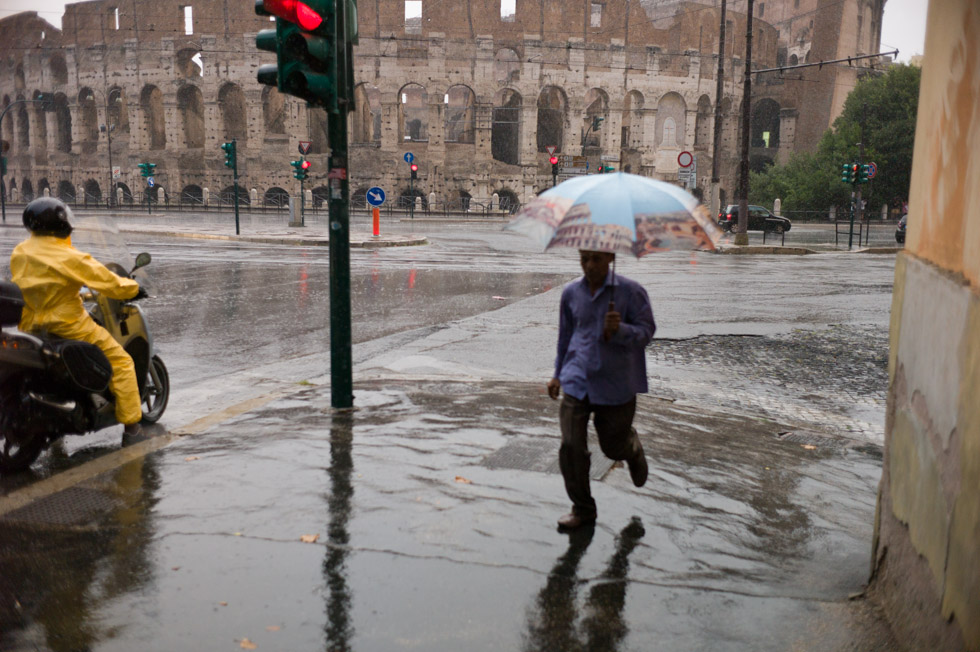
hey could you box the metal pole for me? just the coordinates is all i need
[409,174,414,220]
[328,0,353,409]
[710,0,727,196]
[232,138,240,235]
[735,0,753,246]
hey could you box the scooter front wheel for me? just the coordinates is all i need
[141,355,170,424]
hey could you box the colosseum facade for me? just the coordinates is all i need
[0,0,883,212]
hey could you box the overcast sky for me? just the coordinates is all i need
[1,0,929,61]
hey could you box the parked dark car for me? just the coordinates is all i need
[717,204,792,233]
[895,214,907,244]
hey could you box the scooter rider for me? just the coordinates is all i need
[9,197,147,436]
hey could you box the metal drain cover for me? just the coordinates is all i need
[482,436,616,480]
[1,487,120,527]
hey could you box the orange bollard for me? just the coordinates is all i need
[372,207,380,237]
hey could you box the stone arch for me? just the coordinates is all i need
[313,185,331,208]
[15,95,29,151]
[494,48,520,85]
[492,88,521,165]
[537,86,566,153]
[398,186,428,210]
[752,98,780,149]
[57,180,74,202]
[262,85,286,135]
[583,88,609,149]
[140,85,166,150]
[32,90,47,151]
[49,53,68,86]
[351,83,380,143]
[655,92,686,149]
[447,188,472,212]
[399,83,428,142]
[695,94,712,147]
[78,88,99,154]
[496,188,520,213]
[53,93,71,153]
[84,179,101,205]
[445,85,475,144]
[264,186,289,207]
[218,83,247,144]
[1,95,12,151]
[789,53,799,66]
[309,107,328,152]
[115,182,134,205]
[177,84,205,148]
[180,184,203,205]
[14,63,25,91]
[108,86,129,135]
[38,178,50,196]
[21,179,33,201]
[621,90,644,150]
[220,185,248,205]
[176,48,203,78]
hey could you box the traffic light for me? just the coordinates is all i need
[410,163,418,180]
[592,116,604,131]
[858,164,871,184]
[255,0,337,110]
[549,155,559,176]
[841,162,858,184]
[138,162,156,178]
[291,158,311,180]
[221,141,237,170]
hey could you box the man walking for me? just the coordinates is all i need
[547,250,655,529]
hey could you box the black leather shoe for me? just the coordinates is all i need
[557,512,596,530]
[628,445,648,488]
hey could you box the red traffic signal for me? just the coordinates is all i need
[301,160,312,170]
[261,0,323,30]
[549,156,558,165]
[410,163,419,172]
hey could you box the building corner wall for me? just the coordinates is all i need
[872,1,980,649]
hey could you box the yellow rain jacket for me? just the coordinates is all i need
[10,234,143,425]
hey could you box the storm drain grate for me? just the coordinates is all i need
[776,430,846,450]
[482,436,616,480]
[1,487,120,527]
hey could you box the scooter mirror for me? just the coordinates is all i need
[133,252,151,272]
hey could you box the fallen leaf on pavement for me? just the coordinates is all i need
[266,625,280,632]
[239,638,257,650]
[184,456,200,461]
[233,532,243,536]
[455,476,472,484]
[171,566,180,571]
[300,534,320,543]
[492,296,506,300]
[801,444,817,450]
[219,602,228,607]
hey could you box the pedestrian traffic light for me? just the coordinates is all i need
[138,162,156,178]
[291,158,311,180]
[550,155,559,176]
[410,163,418,180]
[255,0,337,110]
[858,164,871,184]
[221,141,237,170]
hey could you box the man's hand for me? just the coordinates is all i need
[603,301,621,341]
[547,378,561,400]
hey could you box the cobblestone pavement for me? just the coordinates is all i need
[648,324,889,444]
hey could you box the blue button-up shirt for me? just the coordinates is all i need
[555,271,656,405]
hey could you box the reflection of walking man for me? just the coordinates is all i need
[548,250,655,530]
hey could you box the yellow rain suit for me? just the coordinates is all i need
[9,234,142,425]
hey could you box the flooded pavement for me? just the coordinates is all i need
[0,381,895,651]
[0,222,900,650]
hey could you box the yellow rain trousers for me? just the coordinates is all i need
[9,234,142,425]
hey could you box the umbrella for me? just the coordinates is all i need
[506,172,722,257]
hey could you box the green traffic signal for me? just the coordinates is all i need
[858,164,870,184]
[138,162,156,178]
[221,141,237,170]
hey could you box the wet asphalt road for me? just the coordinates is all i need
[0,223,899,651]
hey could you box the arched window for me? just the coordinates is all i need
[32,91,48,151]
[15,96,29,151]
[49,54,68,86]
[177,84,205,148]
[140,85,166,150]
[752,98,781,149]
[494,48,520,85]
[57,180,74,202]
[53,93,72,153]
[176,48,204,78]
[399,83,428,142]
[1,96,12,150]
[310,107,328,152]
[789,54,799,66]
[180,184,203,205]
[536,86,566,153]
[108,87,129,135]
[583,88,608,149]
[655,92,686,149]
[262,86,286,135]
[14,64,25,91]
[492,88,521,165]
[445,85,475,144]
[351,83,381,143]
[219,83,248,144]
[78,89,99,154]
[695,94,712,147]
[84,179,102,205]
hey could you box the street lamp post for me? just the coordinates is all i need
[85,89,120,207]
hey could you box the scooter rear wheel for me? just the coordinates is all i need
[0,390,46,474]
[140,355,170,424]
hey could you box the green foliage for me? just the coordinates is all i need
[749,64,920,214]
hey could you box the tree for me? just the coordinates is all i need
[750,63,920,216]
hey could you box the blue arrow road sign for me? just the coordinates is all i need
[366,187,386,207]
[404,152,414,164]
[147,177,155,187]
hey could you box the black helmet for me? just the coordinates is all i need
[23,197,74,238]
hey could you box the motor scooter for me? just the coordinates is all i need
[0,218,169,473]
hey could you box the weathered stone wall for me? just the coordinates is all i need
[872,1,980,649]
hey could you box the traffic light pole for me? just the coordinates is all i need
[231,139,240,235]
[409,174,415,220]
[328,0,353,409]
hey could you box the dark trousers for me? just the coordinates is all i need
[559,394,639,519]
